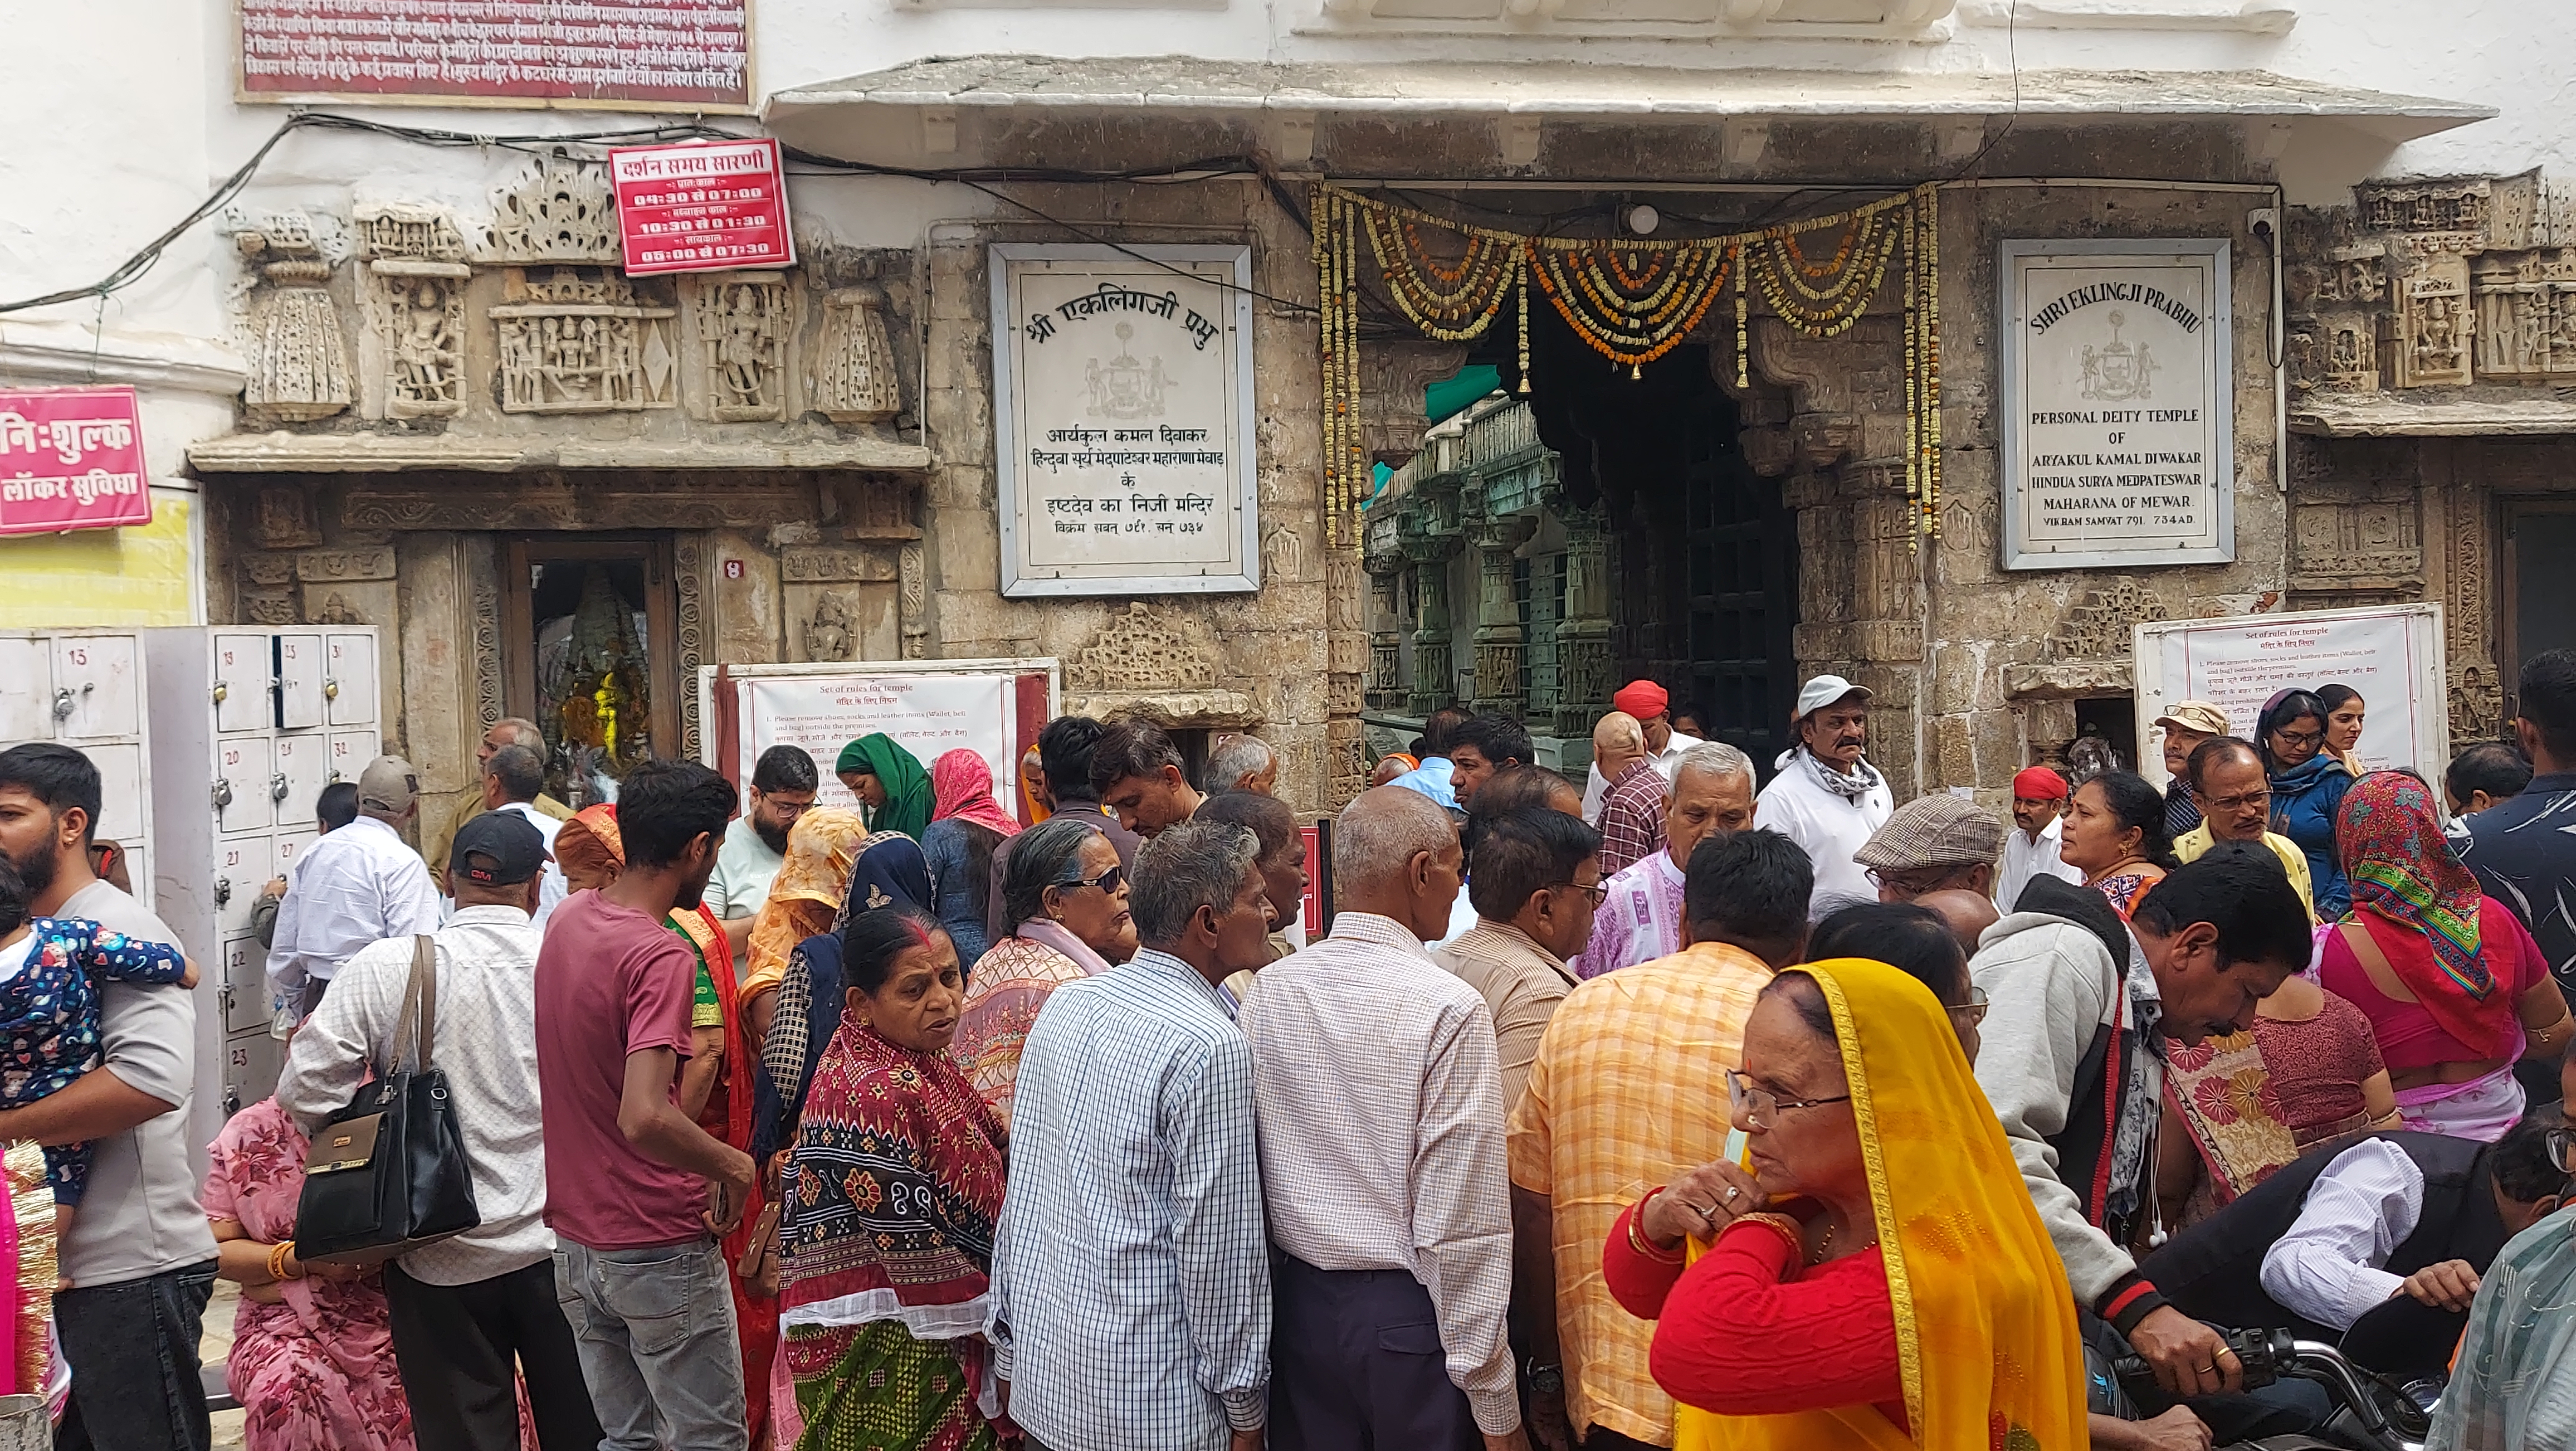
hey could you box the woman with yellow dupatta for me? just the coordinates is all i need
[1603,958,2087,1450]
[736,807,874,1052]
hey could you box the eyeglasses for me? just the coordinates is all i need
[1947,984,1990,1029]
[1550,880,1609,907]
[1054,864,1127,898]
[2204,789,2271,813]
[2272,728,2325,749]
[1725,1069,1852,1131]
[1865,866,1966,896]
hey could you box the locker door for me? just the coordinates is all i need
[0,639,52,741]
[275,827,319,878]
[220,936,271,1035]
[85,742,147,843]
[327,729,380,784]
[214,736,273,834]
[222,1034,284,1120]
[212,634,274,733]
[275,632,325,730]
[274,734,330,829]
[213,836,271,941]
[50,634,139,738]
[324,633,377,727]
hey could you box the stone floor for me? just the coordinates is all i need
[201,1280,244,1449]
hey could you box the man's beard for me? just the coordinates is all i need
[14,837,60,899]
[754,815,791,854]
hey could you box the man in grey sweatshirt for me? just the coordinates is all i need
[1970,845,2314,1402]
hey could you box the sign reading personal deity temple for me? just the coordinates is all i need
[990,245,1259,597]
[1999,240,2235,570]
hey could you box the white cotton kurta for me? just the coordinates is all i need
[1752,757,1894,921]
[1996,817,2085,912]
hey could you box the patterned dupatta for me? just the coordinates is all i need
[2340,771,2519,1056]
[780,1016,1009,1338]
[2162,1029,2299,1214]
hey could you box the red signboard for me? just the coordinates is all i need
[0,388,152,537]
[237,0,752,111]
[609,138,795,275]
[1300,820,1331,938]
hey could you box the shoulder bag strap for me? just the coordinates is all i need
[415,932,440,1069]
[387,934,430,1077]
[2340,918,2417,1004]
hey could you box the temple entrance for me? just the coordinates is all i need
[2505,498,2576,702]
[501,533,682,804]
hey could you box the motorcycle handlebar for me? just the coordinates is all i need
[2109,1326,2301,1395]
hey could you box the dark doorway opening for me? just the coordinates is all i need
[502,534,681,806]
[1497,303,1801,767]
[2504,499,2576,723]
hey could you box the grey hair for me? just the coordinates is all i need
[492,716,545,751]
[1002,816,1104,929]
[1200,733,1277,793]
[1333,784,1459,885]
[1674,740,1755,787]
[1129,819,1262,949]
[484,743,544,803]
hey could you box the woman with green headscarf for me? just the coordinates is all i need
[837,733,933,839]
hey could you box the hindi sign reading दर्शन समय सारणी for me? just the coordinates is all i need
[0,387,152,537]
[1999,240,2235,571]
[990,245,1260,598]
[608,138,794,275]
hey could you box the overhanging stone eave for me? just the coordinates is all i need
[2288,392,2576,439]
[185,431,938,475]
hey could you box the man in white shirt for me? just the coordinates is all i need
[704,744,815,961]
[0,743,217,1451]
[2141,1122,2570,1376]
[1579,680,1700,821]
[267,754,442,1016]
[1242,786,1529,1451]
[479,744,565,928]
[1753,675,1893,920]
[278,812,604,1451]
[1997,766,2084,910]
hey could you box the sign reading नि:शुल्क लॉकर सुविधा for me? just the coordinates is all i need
[2000,239,2235,571]
[991,244,1261,597]
[0,387,152,537]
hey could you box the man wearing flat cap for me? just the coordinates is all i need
[1852,793,2006,908]
[1579,680,1701,822]
[1753,675,1893,920]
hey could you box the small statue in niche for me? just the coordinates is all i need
[804,592,855,661]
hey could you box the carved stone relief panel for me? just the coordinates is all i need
[2290,499,2422,583]
[2046,577,2169,661]
[231,212,352,422]
[356,204,469,421]
[2469,251,2576,381]
[1067,603,1221,695]
[2396,256,2472,388]
[898,541,926,660]
[812,285,902,424]
[690,273,792,423]
[675,533,706,763]
[254,486,321,550]
[484,153,621,264]
[781,543,899,662]
[493,268,677,413]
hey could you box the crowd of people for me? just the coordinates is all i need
[0,647,2567,1451]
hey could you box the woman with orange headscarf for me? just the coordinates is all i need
[1603,957,2087,1450]
[551,804,778,1447]
[737,807,874,1050]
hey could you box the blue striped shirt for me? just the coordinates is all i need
[988,948,1270,1450]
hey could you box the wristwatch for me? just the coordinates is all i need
[1524,1359,1564,1398]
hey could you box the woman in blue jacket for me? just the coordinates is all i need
[2261,688,2355,917]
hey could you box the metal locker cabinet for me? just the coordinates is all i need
[0,630,154,908]
[212,735,274,835]
[209,633,274,734]
[275,632,326,731]
[218,936,271,1036]
[51,634,140,738]
[327,729,380,783]
[324,633,377,727]
[274,732,330,827]
[0,638,52,741]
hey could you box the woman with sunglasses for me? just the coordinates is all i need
[1601,959,2085,1449]
[952,816,1138,1128]
[2260,689,2357,917]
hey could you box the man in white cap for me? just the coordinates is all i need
[2152,700,2230,839]
[1753,675,1893,919]
[267,754,442,1017]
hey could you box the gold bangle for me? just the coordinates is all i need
[1627,1189,1686,1265]
[267,1240,296,1283]
[1729,1213,1807,1260]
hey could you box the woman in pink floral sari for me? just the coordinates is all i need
[203,1096,417,1451]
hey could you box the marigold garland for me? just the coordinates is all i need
[1311,182,1944,548]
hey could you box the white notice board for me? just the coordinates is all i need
[698,659,1059,820]
[2133,603,2448,788]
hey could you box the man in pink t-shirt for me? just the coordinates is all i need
[535,759,757,1451]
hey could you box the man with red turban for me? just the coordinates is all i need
[1997,765,2084,910]
[1578,679,1702,824]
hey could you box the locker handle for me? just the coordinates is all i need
[213,878,232,908]
[212,680,228,704]
[323,676,339,700]
[211,779,235,810]
[269,773,291,804]
[50,687,82,722]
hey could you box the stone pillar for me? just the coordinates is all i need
[1363,538,1407,711]
[1555,510,1614,737]
[1404,534,1462,716]
[1467,513,1538,717]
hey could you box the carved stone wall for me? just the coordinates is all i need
[230,212,352,422]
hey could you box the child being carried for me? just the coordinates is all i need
[0,855,196,1273]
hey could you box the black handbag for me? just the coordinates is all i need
[294,935,481,1265]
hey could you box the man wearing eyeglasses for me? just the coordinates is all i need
[2141,1118,2574,1385]
[2171,738,2316,923]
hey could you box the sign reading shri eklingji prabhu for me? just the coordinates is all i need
[990,244,1261,598]
[0,388,152,537]
[236,0,751,111]
[609,138,794,275]
[1999,239,2235,572]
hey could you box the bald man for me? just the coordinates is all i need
[1916,888,2001,957]
[1246,787,1529,1451]
[1591,712,1665,877]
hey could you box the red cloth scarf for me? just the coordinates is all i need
[931,749,1024,839]
[2339,771,2515,1056]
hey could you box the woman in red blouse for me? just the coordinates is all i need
[1602,958,2088,1450]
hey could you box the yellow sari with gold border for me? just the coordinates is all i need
[1673,957,2088,1451]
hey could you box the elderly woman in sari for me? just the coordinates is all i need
[738,807,873,1051]
[552,804,778,1447]
[779,908,1011,1450]
[2318,771,2575,1141]
[922,749,1023,967]
[1603,957,2087,1450]
[952,816,1138,1127]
